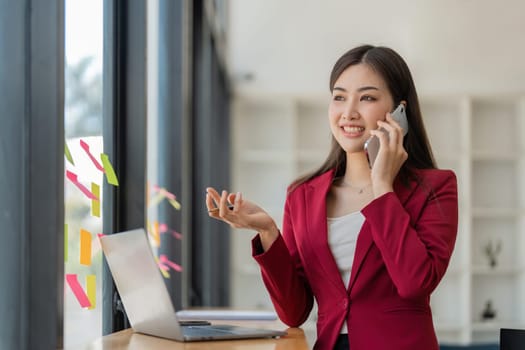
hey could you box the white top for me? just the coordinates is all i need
[327,211,365,334]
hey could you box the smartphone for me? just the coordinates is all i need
[364,103,409,168]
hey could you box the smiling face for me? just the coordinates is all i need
[328,63,394,154]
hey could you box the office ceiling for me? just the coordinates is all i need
[228,0,525,99]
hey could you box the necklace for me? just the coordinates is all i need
[338,178,372,194]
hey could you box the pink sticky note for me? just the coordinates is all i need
[159,254,183,272]
[158,262,169,271]
[152,185,176,201]
[66,171,99,200]
[80,139,105,172]
[65,274,92,308]
[159,224,182,240]
[171,230,182,240]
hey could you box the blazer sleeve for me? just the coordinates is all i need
[361,170,459,299]
[251,196,314,327]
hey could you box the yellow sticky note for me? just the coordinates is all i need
[91,183,100,217]
[64,224,68,262]
[80,229,92,266]
[100,153,119,186]
[148,192,164,207]
[160,268,170,278]
[168,198,181,210]
[86,275,96,310]
[155,255,170,279]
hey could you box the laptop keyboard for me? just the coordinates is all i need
[182,325,237,337]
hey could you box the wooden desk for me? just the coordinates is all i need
[74,321,310,350]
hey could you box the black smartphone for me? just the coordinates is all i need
[364,103,408,168]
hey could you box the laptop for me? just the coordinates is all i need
[99,228,287,342]
[500,328,525,350]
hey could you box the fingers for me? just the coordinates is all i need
[206,187,236,217]
[369,114,407,171]
[219,190,229,217]
[377,115,401,147]
[206,187,221,213]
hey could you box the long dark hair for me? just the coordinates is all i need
[290,44,436,191]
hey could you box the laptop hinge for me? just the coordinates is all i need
[113,291,130,330]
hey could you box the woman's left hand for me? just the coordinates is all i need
[368,112,408,197]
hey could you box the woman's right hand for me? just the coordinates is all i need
[206,187,279,250]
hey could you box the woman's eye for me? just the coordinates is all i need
[361,95,376,101]
[333,95,344,101]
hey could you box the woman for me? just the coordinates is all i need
[206,45,458,350]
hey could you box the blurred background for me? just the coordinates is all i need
[228,0,525,347]
[2,0,524,349]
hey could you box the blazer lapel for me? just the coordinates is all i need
[347,177,418,293]
[304,170,347,293]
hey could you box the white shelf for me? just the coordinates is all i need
[471,265,520,275]
[472,321,525,332]
[472,207,522,218]
[238,150,292,163]
[231,95,525,346]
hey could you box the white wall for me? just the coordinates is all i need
[228,0,525,98]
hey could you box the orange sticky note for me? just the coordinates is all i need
[65,274,91,308]
[86,274,96,310]
[91,183,100,217]
[148,221,160,247]
[80,229,92,266]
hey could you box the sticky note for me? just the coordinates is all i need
[160,254,183,272]
[159,223,182,240]
[100,153,119,186]
[65,141,75,165]
[65,274,91,308]
[148,192,164,207]
[86,274,96,310]
[154,255,170,278]
[80,139,105,172]
[80,229,92,266]
[91,183,100,217]
[160,268,170,279]
[148,221,160,247]
[66,171,99,200]
[168,198,181,210]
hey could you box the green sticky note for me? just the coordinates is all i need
[100,153,119,186]
[65,141,75,165]
[91,183,100,217]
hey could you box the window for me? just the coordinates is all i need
[63,0,104,347]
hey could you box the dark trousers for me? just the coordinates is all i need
[334,334,349,350]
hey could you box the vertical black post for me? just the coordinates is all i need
[156,0,193,310]
[102,0,147,334]
[0,0,65,349]
[191,0,231,307]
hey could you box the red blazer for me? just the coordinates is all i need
[252,168,458,350]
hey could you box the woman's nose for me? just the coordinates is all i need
[342,104,359,120]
